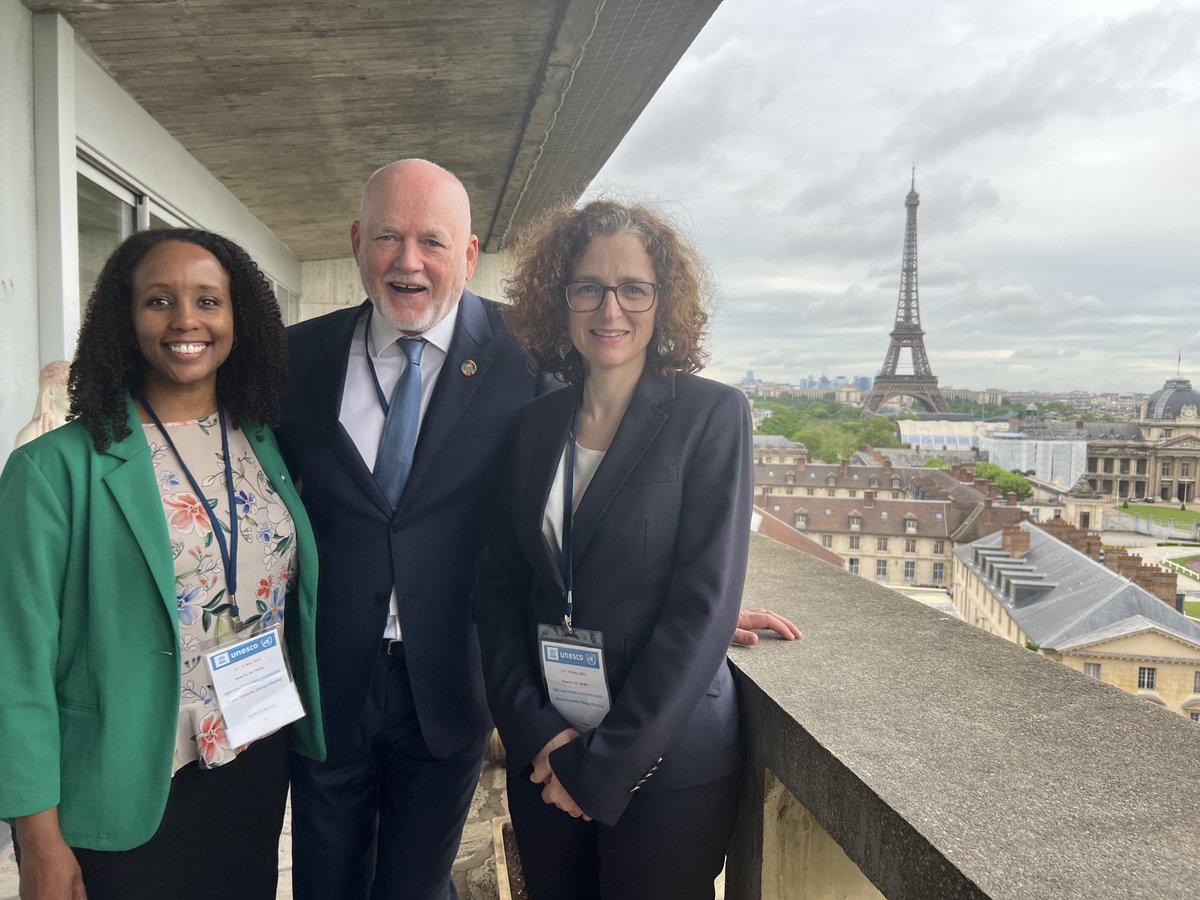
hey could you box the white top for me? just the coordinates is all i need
[541,442,607,561]
[339,302,460,640]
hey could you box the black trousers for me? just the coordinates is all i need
[506,764,739,900]
[289,642,487,900]
[16,727,290,900]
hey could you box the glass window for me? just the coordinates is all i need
[875,559,887,581]
[1138,667,1156,690]
[934,540,945,555]
[848,558,859,575]
[1194,671,1200,694]
[904,561,915,583]
[77,171,135,311]
[821,534,833,548]
[849,535,860,550]
[905,538,917,553]
[932,562,944,584]
[1084,663,1101,679]
[877,537,888,551]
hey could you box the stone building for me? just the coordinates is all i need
[952,521,1200,721]
[756,459,1024,592]
[1086,377,1200,502]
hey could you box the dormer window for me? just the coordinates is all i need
[785,473,795,485]
[891,477,901,489]
[826,474,837,486]
[850,515,862,531]
[795,513,807,528]
[905,518,917,534]
[869,476,879,488]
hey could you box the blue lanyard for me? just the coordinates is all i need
[561,400,581,634]
[142,399,242,624]
[363,305,391,415]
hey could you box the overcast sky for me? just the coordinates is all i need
[587,0,1200,394]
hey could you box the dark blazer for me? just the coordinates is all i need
[0,401,323,850]
[475,371,753,826]
[276,292,546,761]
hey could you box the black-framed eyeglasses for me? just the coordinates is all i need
[564,281,659,313]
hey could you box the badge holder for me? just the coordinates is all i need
[537,623,611,731]
[202,623,305,748]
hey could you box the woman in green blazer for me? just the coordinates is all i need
[0,229,324,900]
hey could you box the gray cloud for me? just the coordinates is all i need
[589,0,1200,393]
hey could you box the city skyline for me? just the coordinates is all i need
[587,0,1200,394]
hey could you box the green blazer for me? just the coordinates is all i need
[0,401,325,850]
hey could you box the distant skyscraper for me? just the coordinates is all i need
[863,171,950,414]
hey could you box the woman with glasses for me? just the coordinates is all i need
[475,200,752,898]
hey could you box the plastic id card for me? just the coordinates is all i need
[204,626,305,747]
[537,623,611,732]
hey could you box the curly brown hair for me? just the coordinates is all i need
[504,199,712,384]
[69,228,288,450]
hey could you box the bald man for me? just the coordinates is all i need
[276,160,549,899]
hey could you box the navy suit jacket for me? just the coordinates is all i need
[475,371,753,826]
[276,292,545,761]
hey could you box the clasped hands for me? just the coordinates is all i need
[530,727,591,821]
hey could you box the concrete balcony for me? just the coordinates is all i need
[4,533,1197,898]
[725,534,1200,899]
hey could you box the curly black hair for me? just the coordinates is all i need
[69,228,288,450]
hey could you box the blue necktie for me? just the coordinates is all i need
[374,338,425,508]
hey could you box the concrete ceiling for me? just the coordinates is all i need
[26,0,722,260]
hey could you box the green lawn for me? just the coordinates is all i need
[1115,503,1200,526]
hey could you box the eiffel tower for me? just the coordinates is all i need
[862,171,950,414]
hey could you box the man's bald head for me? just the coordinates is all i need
[352,159,479,335]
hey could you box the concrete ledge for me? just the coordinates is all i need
[726,535,1200,899]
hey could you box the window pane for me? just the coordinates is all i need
[77,173,135,311]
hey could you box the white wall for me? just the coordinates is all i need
[0,0,41,452]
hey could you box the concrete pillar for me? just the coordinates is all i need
[32,12,78,363]
[0,0,42,451]
[759,770,884,900]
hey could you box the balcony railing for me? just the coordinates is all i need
[725,535,1200,900]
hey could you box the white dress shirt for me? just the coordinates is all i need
[339,302,460,640]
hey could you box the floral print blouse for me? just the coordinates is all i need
[144,415,298,772]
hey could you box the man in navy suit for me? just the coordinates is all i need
[276,159,546,899]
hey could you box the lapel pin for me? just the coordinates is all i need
[460,359,478,377]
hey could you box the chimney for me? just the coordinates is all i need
[1147,571,1176,607]
[973,478,989,494]
[988,483,998,502]
[1116,555,1140,580]
[1001,523,1031,558]
[840,459,849,478]
[864,490,875,508]
[1104,549,1126,573]
[951,465,962,481]
[1006,491,1018,506]
[883,460,893,476]
[1085,534,1104,562]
